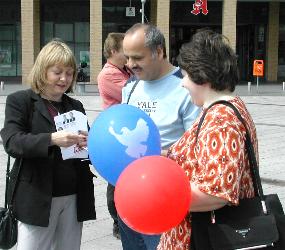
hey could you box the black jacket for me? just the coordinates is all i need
[0,89,96,226]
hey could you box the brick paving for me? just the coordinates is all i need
[0,83,285,250]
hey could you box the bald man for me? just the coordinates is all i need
[119,23,200,250]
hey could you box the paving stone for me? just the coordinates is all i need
[0,83,285,250]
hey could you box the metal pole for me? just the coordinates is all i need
[283,82,285,92]
[248,81,251,92]
[141,0,146,24]
[256,76,259,92]
[0,81,4,91]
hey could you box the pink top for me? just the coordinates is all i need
[97,62,132,109]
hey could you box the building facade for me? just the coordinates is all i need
[0,0,284,84]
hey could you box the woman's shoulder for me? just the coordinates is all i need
[8,88,30,97]
[204,96,254,134]
[7,88,34,103]
[63,94,84,110]
[206,97,247,117]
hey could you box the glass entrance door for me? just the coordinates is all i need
[237,25,266,81]
[237,25,253,81]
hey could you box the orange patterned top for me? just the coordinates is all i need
[157,97,258,250]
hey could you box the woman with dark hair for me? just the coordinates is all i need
[157,29,259,249]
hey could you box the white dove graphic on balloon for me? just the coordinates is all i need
[108,118,149,158]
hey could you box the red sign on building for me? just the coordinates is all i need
[191,0,208,15]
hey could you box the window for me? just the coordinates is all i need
[42,22,90,76]
[0,23,21,76]
[278,25,285,79]
[278,3,285,79]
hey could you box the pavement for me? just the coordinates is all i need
[0,81,285,250]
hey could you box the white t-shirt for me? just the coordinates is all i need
[122,67,201,149]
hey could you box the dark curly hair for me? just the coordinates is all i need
[177,29,239,92]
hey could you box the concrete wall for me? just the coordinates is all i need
[156,0,170,59]
[222,0,237,52]
[19,0,280,84]
[90,0,102,84]
[266,2,279,81]
[21,0,40,83]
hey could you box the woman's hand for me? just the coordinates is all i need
[50,131,87,148]
[77,130,88,148]
[189,183,228,212]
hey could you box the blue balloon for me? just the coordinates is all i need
[88,104,161,185]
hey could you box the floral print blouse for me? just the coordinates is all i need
[157,97,258,250]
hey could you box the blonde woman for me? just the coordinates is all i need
[1,39,96,250]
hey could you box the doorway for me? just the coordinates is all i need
[170,25,221,66]
[237,24,266,81]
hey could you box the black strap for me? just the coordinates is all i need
[4,90,33,209]
[4,155,10,208]
[4,157,23,209]
[126,79,139,104]
[196,100,264,200]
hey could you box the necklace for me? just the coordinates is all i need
[44,99,63,116]
[49,100,60,116]
[40,92,64,116]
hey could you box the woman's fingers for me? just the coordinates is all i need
[78,130,88,136]
[51,131,87,147]
[77,134,88,148]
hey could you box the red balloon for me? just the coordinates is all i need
[114,155,191,234]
